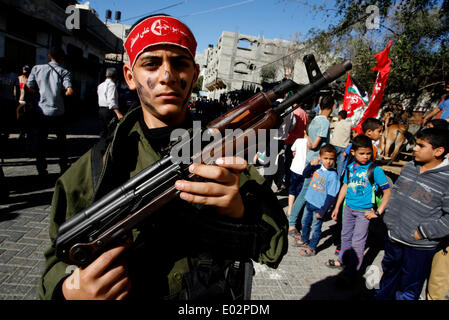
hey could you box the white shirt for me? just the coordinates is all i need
[97,78,119,109]
[290,138,308,175]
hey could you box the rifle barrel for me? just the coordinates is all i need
[274,60,352,117]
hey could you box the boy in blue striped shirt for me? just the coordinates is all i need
[292,144,340,256]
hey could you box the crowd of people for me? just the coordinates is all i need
[257,87,449,300]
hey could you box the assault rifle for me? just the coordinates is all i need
[55,56,352,267]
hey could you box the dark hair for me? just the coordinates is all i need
[49,46,65,61]
[130,13,171,32]
[362,118,383,133]
[320,144,337,156]
[416,128,449,157]
[338,110,348,119]
[320,95,334,110]
[351,134,373,151]
[429,119,449,130]
[106,67,118,78]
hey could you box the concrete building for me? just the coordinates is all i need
[0,0,122,111]
[104,22,131,65]
[199,31,326,99]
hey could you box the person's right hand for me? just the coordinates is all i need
[62,243,131,300]
[331,209,338,221]
[421,118,428,127]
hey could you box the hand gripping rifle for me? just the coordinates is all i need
[55,57,352,267]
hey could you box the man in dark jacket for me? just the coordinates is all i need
[39,14,288,300]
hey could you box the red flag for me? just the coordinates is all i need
[353,39,393,134]
[342,72,369,127]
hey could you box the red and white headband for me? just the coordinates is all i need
[124,15,197,69]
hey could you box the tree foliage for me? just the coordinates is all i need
[297,0,449,108]
[260,64,278,83]
[193,75,203,94]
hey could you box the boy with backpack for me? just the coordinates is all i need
[375,128,449,300]
[332,118,384,256]
[327,135,391,271]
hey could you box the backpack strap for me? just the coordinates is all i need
[367,162,381,207]
[367,162,376,186]
[47,63,66,92]
[90,137,110,196]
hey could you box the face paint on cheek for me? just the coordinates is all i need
[146,77,156,90]
[135,80,157,114]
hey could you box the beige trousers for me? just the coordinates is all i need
[427,245,449,300]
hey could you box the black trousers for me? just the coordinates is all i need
[29,113,67,173]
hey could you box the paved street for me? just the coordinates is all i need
[0,115,425,300]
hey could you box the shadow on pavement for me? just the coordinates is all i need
[301,271,376,300]
[0,173,58,215]
[1,137,99,160]
[3,173,59,195]
[0,115,100,216]
[0,190,54,216]
[315,228,335,253]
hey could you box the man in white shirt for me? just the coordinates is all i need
[97,68,123,137]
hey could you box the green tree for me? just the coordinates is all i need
[260,64,278,83]
[193,75,203,94]
[295,0,449,107]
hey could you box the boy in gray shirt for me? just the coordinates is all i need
[375,128,449,300]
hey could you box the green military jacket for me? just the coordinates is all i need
[38,106,288,300]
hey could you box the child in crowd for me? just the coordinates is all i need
[327,135,391,270]
[375,128,449,300]
[285,137,308,222]
[343,118,383,164]
[292,144,340,256]
[333,118,384,256]
[288,95,334,236]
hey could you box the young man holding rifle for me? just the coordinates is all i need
[39,14,288,300]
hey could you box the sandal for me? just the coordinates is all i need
[288,229,300,237]
[325,259,343,269]
[291,239,308,247]
[298,248,316,257]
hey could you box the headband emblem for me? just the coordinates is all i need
[151,19,170,36]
